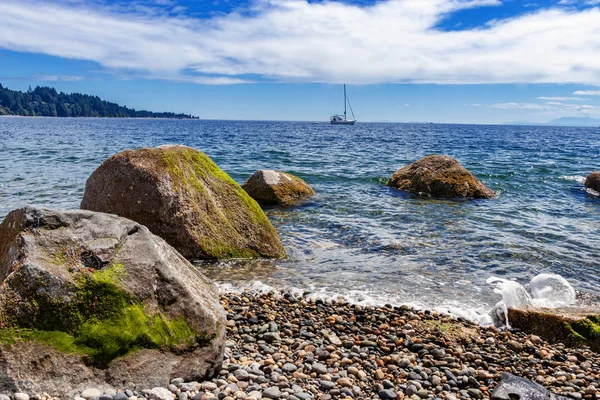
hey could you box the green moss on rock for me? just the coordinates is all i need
[0,263,198,365]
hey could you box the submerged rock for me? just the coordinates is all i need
[585,171,600,193]
[508,307,600,351]
[80,145,285,260]
[242,170,315,206]
[0,206,226,396]
[491,373,568,400]
[387,155,494,199]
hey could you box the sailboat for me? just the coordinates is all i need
[330,84,356,125]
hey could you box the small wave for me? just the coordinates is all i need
[585,187,600,197]
[216,280,494,326]
[559,175,586,184]
[487,273,576,328]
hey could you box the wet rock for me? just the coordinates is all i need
[242,170,315,206]
[585,172,600,193]
[0,207,226,396]
[491,373,569,400]
[387,155,494,199]
[81,145,285,260]
[508,307,600,350]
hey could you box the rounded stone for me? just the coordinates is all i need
[387,155,494,199]
[81,145,286,260]
[82,389,103,399]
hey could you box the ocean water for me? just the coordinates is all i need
[1,117,599,322]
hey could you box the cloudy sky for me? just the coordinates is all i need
[2,0,600,123]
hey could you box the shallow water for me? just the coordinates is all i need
[1,117,599,321]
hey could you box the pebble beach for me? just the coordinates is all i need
[20,291,594,400]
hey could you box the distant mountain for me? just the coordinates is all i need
[504,117,600,127]
[546,117,600,127]
[0,83,198,119]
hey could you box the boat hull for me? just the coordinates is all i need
[330,120,356,125]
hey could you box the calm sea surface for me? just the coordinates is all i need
[1,117,599,321]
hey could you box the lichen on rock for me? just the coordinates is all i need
[80,145,286,260]
[0,206,226,395]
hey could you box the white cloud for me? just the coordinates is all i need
[573,90,600,95]
[3,0,600,85]
[493,103,549,110]
[33,74,85,82]
[537,96,585,101]
[492,101,595,112]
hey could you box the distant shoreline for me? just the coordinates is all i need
[0,115,199,120]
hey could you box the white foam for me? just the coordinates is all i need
[559,175,586,184]
[217,280,495,326]
[487,273,576,328]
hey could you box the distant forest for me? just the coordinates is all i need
[0,84,198,119]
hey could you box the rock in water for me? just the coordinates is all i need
[80,145,285,260]
[242,170,315,206]
[585,171,600,193]
[508,307,600,351]
[387,155,494,199]
[0,207,226,396]
[491,373,569,400]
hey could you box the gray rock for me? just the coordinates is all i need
[113,393,128,400]
[263,333,281,343]
[312,363,328,375]
[491,373,569,400]
[234,369,250,381]
[171,378,185,386]
[0,207,226,396]
[378,389,397,399]
[282,363,297,373]
[82,389,103,399]
[147,387,174,400]
[263,387,282,399]
[319,381,335,390]
[14,394,29,400]
[405,385,418,397]
[180,382,199,392]
[0,395,9,400]
[178,393,189,400]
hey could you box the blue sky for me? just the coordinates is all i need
[2,0,600,123]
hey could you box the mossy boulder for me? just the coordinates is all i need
[508,307,600,351]
[387,155,495,199]
[242,170,316,206]
[0,206,226,396]
[80,145,286,260]
[585,171,600,193]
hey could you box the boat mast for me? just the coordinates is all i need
[344,84,347,120]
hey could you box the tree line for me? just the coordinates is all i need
[0,84,198,119]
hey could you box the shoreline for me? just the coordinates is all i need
[30,290,599,400]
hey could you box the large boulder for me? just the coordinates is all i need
[80,145,285,260]
[387,155,494,199]
[0,207,226,396]
[585,171,600,193]
[242,170,315,206]
[508,307,600,351]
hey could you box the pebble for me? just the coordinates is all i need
[14,394,29,400]
[82,389,103,399]
[262,387,281,399]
